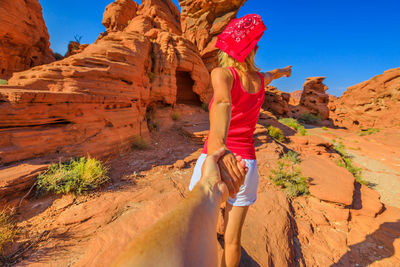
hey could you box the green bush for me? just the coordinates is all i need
[36,157,110,195]
[148,71,155,82]
[299,113,321,124]
[282,150,301,164]
[171,112,180,121]
[131,136,148,150]
[358,128,380,136]
[333,141,368,185]
[278,118,307,136]
[0,79,8,85]
[0,208,17,253]
[269,154,309,197]
[268,126,285,142]
[322,126,328,131]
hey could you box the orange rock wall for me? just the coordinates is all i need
[0,0,54,80]
[331,67,400,128]
[0,0,211,165]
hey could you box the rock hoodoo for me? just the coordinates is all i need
[0,0,55,80]
[331,67,400,128]
[263,85,291,116]
[0,0,210,167]
[298,76,330,120]
[178,0,247,71]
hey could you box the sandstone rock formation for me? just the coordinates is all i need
[0,0,210,170]
[179,0,247,71]
[0,0,55,80]
[297,77,330,120]
[102,0,139,31]
[64,41,89,58]
[289,89,302,105]
[263,85,291,116]
[331,67,400,128]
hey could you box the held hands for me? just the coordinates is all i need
[218,150,248,198]
[201,148,248,201]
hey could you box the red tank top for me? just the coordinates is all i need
[202,67,265,159]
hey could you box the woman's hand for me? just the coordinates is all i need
[218,150,248,198]
[281,65,292,77]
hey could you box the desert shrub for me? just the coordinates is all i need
[322,126,328,131]
[171,111,180,121]
[0,79,7,85]
[333,141,368,185]
[131,136,148,150]
[282,150,300,164]
[269,153,309,197]
[0,208,17,253]
[36,157,109,195]
[148,120,159,131]
[278,118,307,136]
[358,128,380,136]
[268,126,285,142]
[299,113,321,124]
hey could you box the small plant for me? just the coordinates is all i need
[201,103,209,112]
[278,118,307,136]
[299,113,321,124]
[282,150,301,164]
[358,128,381,136]
[74,34,83,44]
[332,141,368,185]
[322,126,328,131]
[269,153,309,197]
[0,79,7,85]
[268,126,285,142]
[36,157,109,196]
[171,111,180,121]
[0,208,17,253]
[131,136,148,150]
[148,120,159,131]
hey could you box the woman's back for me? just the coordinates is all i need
[202,67,265,159]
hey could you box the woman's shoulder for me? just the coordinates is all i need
[211,67,234,83]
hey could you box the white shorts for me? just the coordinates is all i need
[189,154,259,206]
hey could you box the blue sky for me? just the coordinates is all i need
[39,0,400,96]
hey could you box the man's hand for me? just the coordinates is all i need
[218,151,247,198]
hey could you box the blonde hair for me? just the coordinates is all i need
[218,47,260,72]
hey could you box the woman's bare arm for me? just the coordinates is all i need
[263,65,292,86]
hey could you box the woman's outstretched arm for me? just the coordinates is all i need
[262,65,292,86]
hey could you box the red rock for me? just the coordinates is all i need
[331,67,400,129]
[289,90,302,105]
[263,86,291,116]
[298,77,330,120]
[0,0,55,79]
[103,0,139,31]
[301,155,355,205]
[64,42,89,58]
[351,184,384,218]
[1,0,210,167]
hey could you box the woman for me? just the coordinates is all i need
[189,14,292,267]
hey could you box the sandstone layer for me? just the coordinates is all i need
[331,67,400,128]
[0,0,210,171]
[0,0,55,80]
[178,0,247,71]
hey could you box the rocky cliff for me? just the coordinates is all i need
[0,0,55,80]
[0,0,210,166]
[331,67,400,128]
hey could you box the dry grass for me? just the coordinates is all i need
[36,157,110,195]
[268,126,285,142]
[0,79,7,85]
[131,136,149,150]
[278,118,307,136]
[171,111,181,121]
[0,208,17,254]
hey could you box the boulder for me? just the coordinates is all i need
[263,85,291,116]
[102,0,139,31]
[298,77,330,120]
[0,0,55,79]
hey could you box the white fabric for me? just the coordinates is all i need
[189,154,259,206]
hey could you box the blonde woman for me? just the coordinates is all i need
[189,14,292,266]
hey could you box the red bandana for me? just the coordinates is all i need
[216,14,266,62]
